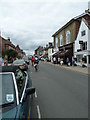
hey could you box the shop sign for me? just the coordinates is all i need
[79,41,83,44]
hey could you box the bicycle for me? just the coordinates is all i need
[34,63,39,72]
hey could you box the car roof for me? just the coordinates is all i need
[0,66,19,73]
[13,59,25,66]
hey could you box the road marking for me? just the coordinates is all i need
[37,105,41,119]
[35,91,37,98]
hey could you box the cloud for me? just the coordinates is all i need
[0,0,89,54]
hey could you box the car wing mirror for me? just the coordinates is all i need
[26,87,35,96]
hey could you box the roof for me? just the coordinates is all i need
[52,12,90,37]
[82,18,90,29]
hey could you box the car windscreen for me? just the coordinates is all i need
[13,59,24,65]
[24,57,29,60]
[0,73,15,107]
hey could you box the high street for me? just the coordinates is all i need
[30,61,88,118]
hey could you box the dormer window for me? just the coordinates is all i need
[81,30,86,36]
[66,30,70,44]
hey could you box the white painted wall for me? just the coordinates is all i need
[88,29,90,50]
[74,20,89,53]
[48,48,53,61]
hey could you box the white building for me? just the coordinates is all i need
[74,18,90,67]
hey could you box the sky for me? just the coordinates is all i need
[0,0,89,55]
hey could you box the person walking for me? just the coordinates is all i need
[72,57,74,66]
[53,57,56,64]
[66,57,69,66]
[58,57,60,64]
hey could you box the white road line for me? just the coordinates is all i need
[37,105,41,119]
[35,91,37,98]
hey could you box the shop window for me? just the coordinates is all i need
[82,56,87,63]
[66,30,70,44]
[60,35,63,46]
[76,55,83,62]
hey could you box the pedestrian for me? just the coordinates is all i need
[66,57,69,66]
[72,57,74,66]
[6,60,8,66]
[53,57,56,64]
[58,57,60,64]
[60,58,63,65]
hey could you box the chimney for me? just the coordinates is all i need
[8,37,10,41]
[85,9,90,14]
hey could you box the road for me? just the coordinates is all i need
[29,61,88,118]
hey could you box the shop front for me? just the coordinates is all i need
[74,50,90,67]
[58,43,74,64]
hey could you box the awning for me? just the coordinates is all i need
[60,50,69,56]
[49,52,57,56]
[52,51,62,57]
[52,50,69,57]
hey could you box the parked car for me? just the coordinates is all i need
[0,66,35,119]
[41,57,45,61]
[23,56,30,65]
[13,59,28,71]
[45,57,50,62]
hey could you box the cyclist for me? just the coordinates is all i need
[31,56,34,66]
[34,55,39,71]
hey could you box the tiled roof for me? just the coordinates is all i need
[52,12,90,37]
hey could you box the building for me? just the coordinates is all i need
[74,18,90,67]
[48,42,54,62]
[34,46,43,58]
[0,35,25,58]
[0,37,16,52]
[52,10,90,64]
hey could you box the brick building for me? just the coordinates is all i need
[0,35,25,58]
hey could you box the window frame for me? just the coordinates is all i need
[60,35,63,46]
[66,30,70,44]
[55,37,58,48]
[81,30,86,36]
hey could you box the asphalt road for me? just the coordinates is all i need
[29,61,88,118]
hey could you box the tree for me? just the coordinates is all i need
[4,49,18,61]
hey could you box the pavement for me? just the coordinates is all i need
[43,61,89,75]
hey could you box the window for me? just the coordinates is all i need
[15,69,26,100]
[76,55,83,62]
[83,42,87,50]
[1,74,15,105]
[89,55,90,64]
[60,35,63,46]
[80,42,87,50]
[56,37,58,48]
[66,30,70,44]
[81,30,86,36]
